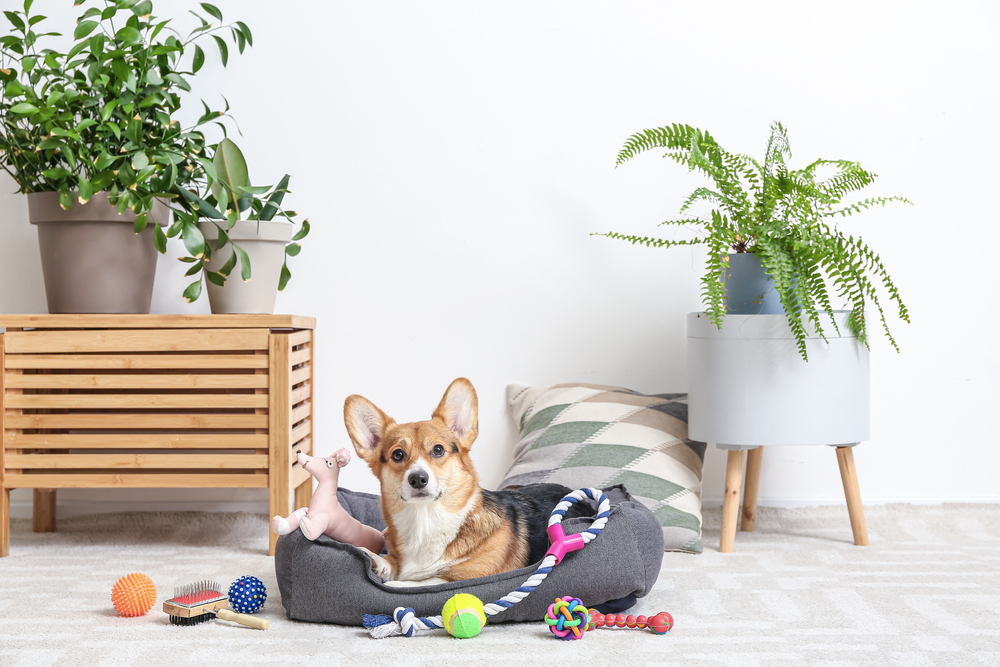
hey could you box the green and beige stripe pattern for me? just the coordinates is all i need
[502,383,706,554]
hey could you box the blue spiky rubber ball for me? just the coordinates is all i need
[228,576,267,614]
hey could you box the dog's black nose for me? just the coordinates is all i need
[408,471,429,489]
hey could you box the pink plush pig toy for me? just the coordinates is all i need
[271,448,386,553]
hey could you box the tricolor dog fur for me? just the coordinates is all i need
[344,377,589,586]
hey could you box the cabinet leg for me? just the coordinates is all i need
[294,478,313,511]
[836,446,869,546]
[741,447,763,532]
[720,449,745,553]
[33,489,56,533]
[1,488,9,557]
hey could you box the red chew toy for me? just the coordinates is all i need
[587,610,673,635]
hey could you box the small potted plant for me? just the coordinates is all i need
[598,122,911,361]
[167,136,309,314]
[0,0,252,313]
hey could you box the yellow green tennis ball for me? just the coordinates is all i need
[442,593,486,639]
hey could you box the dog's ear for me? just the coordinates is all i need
[344,395,394,464]
[432,378,479,449]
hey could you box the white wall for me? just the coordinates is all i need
[2,0,998,519]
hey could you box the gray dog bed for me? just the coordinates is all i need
[275,485,664,626]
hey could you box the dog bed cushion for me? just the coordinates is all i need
[502,383,706,554]
[275,485,664,626]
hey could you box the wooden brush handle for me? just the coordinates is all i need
[216,608,269,630]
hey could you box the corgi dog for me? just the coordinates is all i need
[344,377,588,586]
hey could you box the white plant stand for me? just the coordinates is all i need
[687,311,871,552]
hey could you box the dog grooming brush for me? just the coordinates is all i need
[163,580,269,630]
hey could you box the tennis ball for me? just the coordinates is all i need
[442,593,486,639]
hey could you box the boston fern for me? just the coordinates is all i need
[599,122,910,360]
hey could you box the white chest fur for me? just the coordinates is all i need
[392,496,476,582]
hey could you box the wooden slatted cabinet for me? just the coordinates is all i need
[0,315,316,557]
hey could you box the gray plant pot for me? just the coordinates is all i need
[28,191,170,314]
[721,252,784,314]
[200,220,292,314]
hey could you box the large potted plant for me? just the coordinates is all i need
[599,122,910,361]
[0,0,252,313]
[169,137,309,313]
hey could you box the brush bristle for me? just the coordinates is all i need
[169,613,216,626]
[171,580,224,605]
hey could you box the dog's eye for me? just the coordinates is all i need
[326,459,335,468]
[431,444,445,457]
[391,449,405,462]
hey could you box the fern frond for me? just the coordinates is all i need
[615,124,702,167]
[593,231,706,249]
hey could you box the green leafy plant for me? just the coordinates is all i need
[174,137,309,303]
[0,0,260,299]
[598,122,910,360]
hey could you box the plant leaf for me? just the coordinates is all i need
[285,242,301,256]
[278,262,291,291]
[192,44,204,73]
[206,270,226,286]
[218,246,237,276]
[115,26,142,44]
[182,278,202,303]
[182,222,206,258]
[291,218,309,241]
[212,34,228,66]
[259,174,289,221]
[200,2,223,22]
[10,101,38,114]
[73,20,98,40]
[134,212,148,234]
[213,137,248,194]
[235,244,251,281]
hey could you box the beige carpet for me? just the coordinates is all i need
[1,504,999,666]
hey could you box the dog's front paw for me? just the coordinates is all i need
[358,547,393,581]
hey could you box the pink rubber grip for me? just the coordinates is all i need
[545,523,586,564]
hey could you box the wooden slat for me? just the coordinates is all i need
[292,437,312,457]
[0,314,315,330]
[1,336,7,557]
[5,374,269,389]
[7,454,268,469]
[288,330,311,347]
[5,434,268,449]
[3,474,269,489]
[290,420,311,446]
[290,347,311,366]
[291,463,310,489]
[290,366,310,386]
[291,402,311,424]
[6,414,268,430]
[269,333,292,556]
[291,384,311,406]
[4,329,270,354]
[4,354,269,370]
[6,393,268,409]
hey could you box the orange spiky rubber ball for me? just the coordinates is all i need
[112,573,157,617]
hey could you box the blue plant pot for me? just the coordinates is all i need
[721,252,784,314]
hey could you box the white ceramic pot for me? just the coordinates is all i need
[199,220,292,314]
[687,311,869,447]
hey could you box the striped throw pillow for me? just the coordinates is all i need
[501,383,706,553]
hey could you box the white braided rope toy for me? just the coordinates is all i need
[362,487,611,639]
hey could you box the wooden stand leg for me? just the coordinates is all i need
[294,478,313,511]
[741,447,763,532]
[269,334,292,557]
[836,446,869,546]
[32,489,56,533]
[720,449,745,553]
[1,488,9,557]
